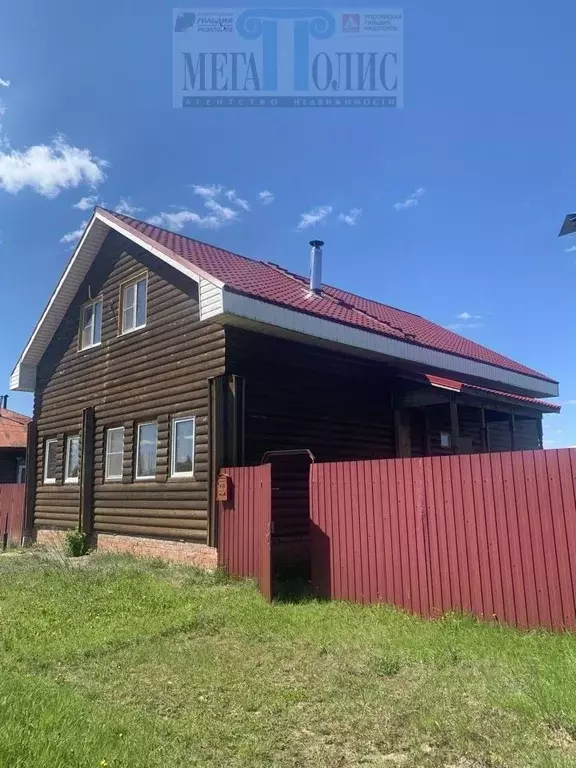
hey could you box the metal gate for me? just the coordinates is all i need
[217,464,273,600]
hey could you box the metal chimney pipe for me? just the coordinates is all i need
[309,240,324,294]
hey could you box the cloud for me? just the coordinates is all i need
[0,135,107,197]
[0,78,10,88]
[204,198,239,222]
[339,207,363,226]
[73,195,99,211]
[224,189,250,211]
[258,190,275,205]
[565,245,576,253]
[60,220,88,245]
[446,311,484,331]
[394,187,425,211]
[192,184,222,199]
[147,210,222,231]
[115,197,142,216]
[296,205,332,231]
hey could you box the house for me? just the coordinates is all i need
[10,208,560,566]
[0,396,29,484]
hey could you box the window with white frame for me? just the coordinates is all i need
[44,439,58,484]
[171,416,195,477]
[65,436,81,483]
[121,275,147,334]
[105,427,124,481]
[136,422,157,479]
[80,297,103,350]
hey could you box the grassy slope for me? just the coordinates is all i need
[1,554,576,767]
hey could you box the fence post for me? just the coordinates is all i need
[23,421,38,544]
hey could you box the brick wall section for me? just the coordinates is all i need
[34,529,217,570]
[95,534,217,569]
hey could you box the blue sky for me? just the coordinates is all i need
[0,1,575,446]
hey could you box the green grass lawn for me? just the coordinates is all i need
[1,553,576,767]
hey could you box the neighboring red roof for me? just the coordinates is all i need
[425,375,561,412]
[0,408,31,448]
[106,209,557,385]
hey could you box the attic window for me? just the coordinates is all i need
[121,274,147,334]
[80,298,103,350]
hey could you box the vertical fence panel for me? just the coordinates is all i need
[0,484,26,547]
[309,448,576,630]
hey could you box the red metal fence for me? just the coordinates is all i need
[218,465,272,599]
[0,484,26,548]
[310,449,576,630]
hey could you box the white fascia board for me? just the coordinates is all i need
[221,290,559,399]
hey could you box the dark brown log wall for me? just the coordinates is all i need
[33,231,225,542]
[225,327,397,464]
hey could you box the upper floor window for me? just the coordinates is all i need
[80,298,103,350]
[136,422,157,480]
[121,274,147,334]
[65,435,81,483]
[171,416,195,477]
[44,439,58,484]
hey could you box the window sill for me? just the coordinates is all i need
[120,323,147,337]
[168,474,196,482]
[78,342,102,354]
[43,479,56,485]
[64,480,79,485]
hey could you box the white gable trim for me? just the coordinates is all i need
[10,211,225,392]
[221,290,559,399]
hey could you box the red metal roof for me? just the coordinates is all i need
[425,375,560,412]
[0,408,30,449]
[106,209,557,385]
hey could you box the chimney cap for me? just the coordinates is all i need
[309,240,325,248]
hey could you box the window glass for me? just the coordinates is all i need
[171,417,195,476]
[65,436,80,482]
[105,427,124,480]
[137,422,157,479]
[44,439,58,483]
[122,277,147,333]
[80,298,103,349]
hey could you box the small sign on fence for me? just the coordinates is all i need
[216,473,232,503]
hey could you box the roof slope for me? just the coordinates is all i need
[0,408,31,448]
[109,210,555,384]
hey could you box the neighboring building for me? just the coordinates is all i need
[10,208,560,565]
[0,396,30,484]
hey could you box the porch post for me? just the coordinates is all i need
[480,407,488,453]
[450,397,460,455]
[537,416,544,449]
[509,412,516,451]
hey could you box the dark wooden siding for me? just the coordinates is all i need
[225,327,397,464]
[34,231,225,542]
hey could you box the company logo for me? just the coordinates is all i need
[342,14,360,32]
[173,8,403,108]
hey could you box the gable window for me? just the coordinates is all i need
[80,298,103,350]
[44,439,58,484]
[65,436,81,483]
[105,427,124,481]
[121,275,147,334]
[136,422,157,480]
[171,417,195,477]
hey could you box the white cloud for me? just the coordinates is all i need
[192,184,222,199]
[457,312,482,321]
[224,189,250,211]
[204,198,240,222]
[60,220,88,245]
[565,245,576,253]
[73,195,99,211]
[296,205,332,231]
[339,207,363,226]
[115,197,142,216]
[258,190,275,205]
[0,79,10,88]
[147,210,222,231]
[394,187,425,211]
[0,135,106,198]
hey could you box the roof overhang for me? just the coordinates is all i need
[218,290,559,399]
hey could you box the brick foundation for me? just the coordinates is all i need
[34,529,218,570]
[95,533,217,569]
